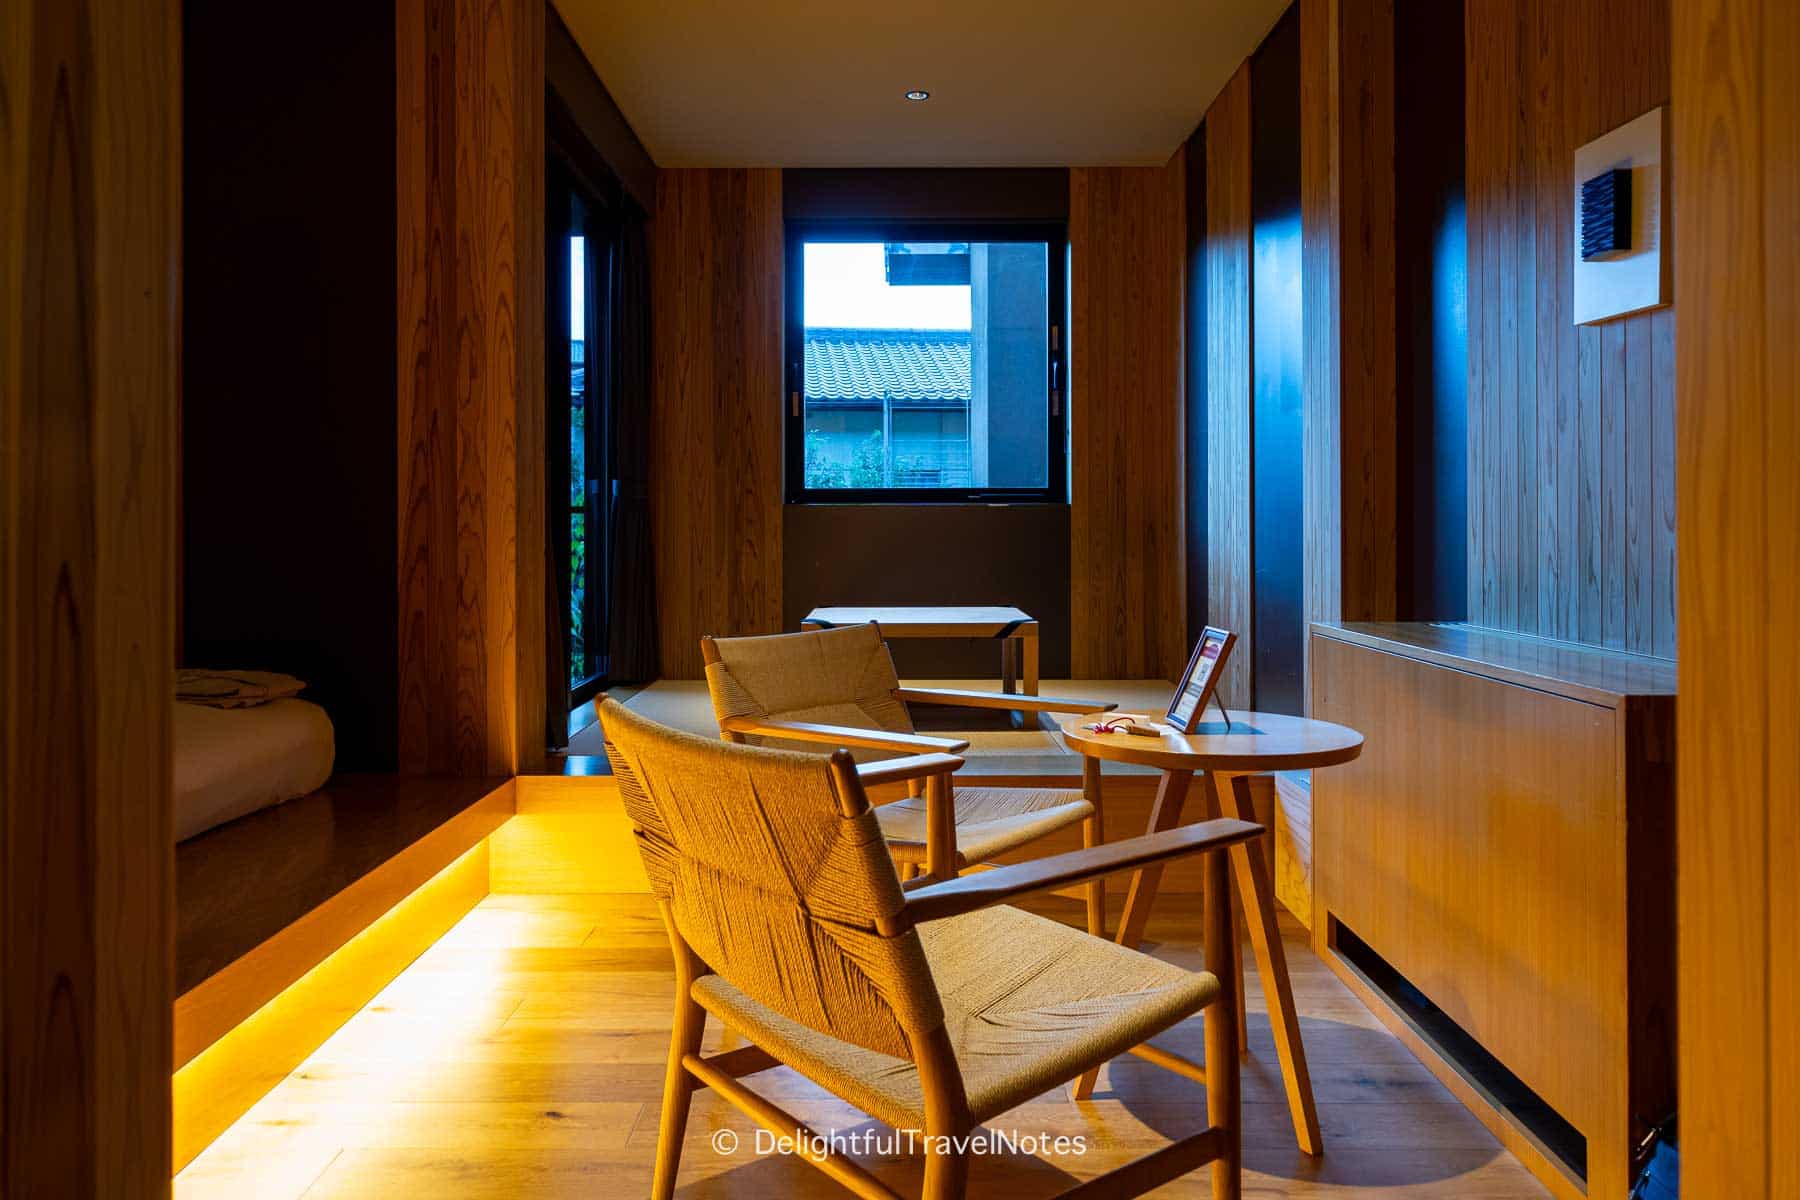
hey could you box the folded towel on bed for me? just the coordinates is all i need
[176,669,307,709]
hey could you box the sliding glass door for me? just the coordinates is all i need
[549,156,614,706]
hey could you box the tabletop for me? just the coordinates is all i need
[801,606,1035,634]
[1059,710,1364,773]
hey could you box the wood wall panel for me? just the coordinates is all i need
[1,0,179,1191]
[513,3,548,779]
[1300,0,1398,671]
[651,169,785,678]
[1068,159,1187,682]
[1465,0,1673,656]
[1674,0,1799,1194]
[1204,66,1254,703]
[397,0,546,772]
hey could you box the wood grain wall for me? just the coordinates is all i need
[1300,0,1398,661]
[1068,159,1188,682]
[650,169,785,678]
[1,0,178,1191]
[1204,65,1254,703]
[1673,0,1798,1193]
[1464,0,1675,657]
[397,0,547,773]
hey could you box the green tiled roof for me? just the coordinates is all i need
[804,327,970,405]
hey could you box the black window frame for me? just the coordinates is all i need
[784,219,1068,505]
[549,145,618,708]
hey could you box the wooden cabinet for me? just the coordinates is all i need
[1309,622,1674,1200]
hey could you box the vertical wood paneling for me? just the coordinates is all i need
[1068,158,1187,682]
[1531,0,1575,642]
[1300,0,1337,653]
[398,0,455,774]
[2,0,178,1191]
[1512,0,1538,636]
[1650,308,1676,658]
[1625,317,1653,654]
[1337,2,1397,629]
[397,0,545,773]
[650,169,784,679]
[1301,0,1398,709]
[1766,7,1800,1188]
[1675,0,1798,1193]
[513,1,547,772]
[1465,0,1673,653]
[1205,66,1254,702]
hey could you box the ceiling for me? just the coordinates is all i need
[553,0,1291,167]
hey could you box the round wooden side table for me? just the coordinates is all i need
[1060,710,1364,1156]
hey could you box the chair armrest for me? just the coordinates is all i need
[720,717,970,756]
[855,753,964,788]
[894,687,1119,715]
[893,818,1263,929]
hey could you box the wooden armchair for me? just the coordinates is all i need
[700,624,1119,936]
[599,698,1252,1200]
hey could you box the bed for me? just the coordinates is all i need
[174,696,335,842]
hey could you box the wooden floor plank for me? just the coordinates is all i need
[178,892,1550,1198]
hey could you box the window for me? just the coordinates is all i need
[785,224,1066,502]
[550,156,615,704]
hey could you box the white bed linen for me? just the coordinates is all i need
[174,698,335,841]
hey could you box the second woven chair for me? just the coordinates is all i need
[701,623,1117,931]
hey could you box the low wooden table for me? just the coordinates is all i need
[800,605,1040,694]
[1060,710,1364,1156]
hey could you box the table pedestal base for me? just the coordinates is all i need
[1071,768,1323,1158]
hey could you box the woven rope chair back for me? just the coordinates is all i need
[600,699,944,1058]
[703,624,913,740]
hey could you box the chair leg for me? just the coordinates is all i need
[654,903,710,1200]
[898,860,919,882]
[652,989,706,1199]
[925,772,958,880]
[922,1140,970,1200]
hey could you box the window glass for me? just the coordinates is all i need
[798,240,1050,493]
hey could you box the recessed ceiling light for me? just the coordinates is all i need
[904,89,930,102]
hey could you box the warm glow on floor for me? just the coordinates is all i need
[176,891,1545,1198]
[173,842,491,1173]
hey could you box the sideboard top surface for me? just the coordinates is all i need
[1312,621,1677,708]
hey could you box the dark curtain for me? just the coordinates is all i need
[606,212,658,681]
[543,172,574,750]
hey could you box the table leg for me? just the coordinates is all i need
[1021,629,1039,695]
[1198,775,1249,1055]
[1081,755,1106,939]
[1071,767,1191,1100]
[1001,638,1019,695]
[1216,771,1323,1156]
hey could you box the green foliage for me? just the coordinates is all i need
[804,429,887,488]
[570,513,586,680]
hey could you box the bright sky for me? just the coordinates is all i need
[804,243,971,330]
[570,237,585,336]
